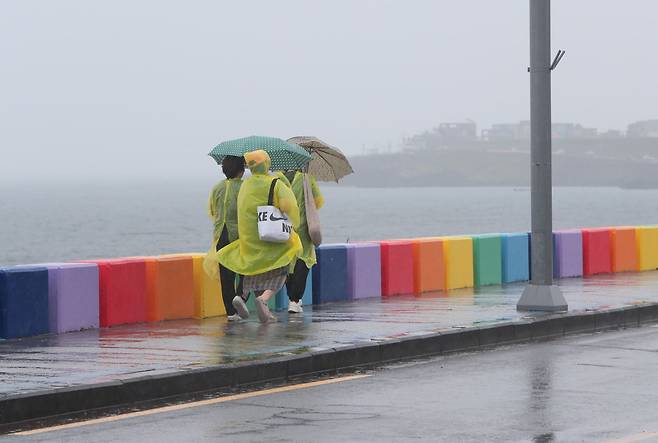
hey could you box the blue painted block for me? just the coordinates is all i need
[0,266,49,339]
[501,233,530,283]
[312,244,349,304]
[275,269,313,311]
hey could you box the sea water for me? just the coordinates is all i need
[2,181,658,266]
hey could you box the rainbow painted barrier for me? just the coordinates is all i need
[2,225,658,339]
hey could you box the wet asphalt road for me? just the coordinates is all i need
[6,326,658,443]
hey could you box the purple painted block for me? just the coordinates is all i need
[17,263,99,333]
[553,231,583,278]
[346,243,382,300]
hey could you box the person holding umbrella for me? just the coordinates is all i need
[217,150,302,323]
[281,169,323,313]
[283,137,353,313]
[206,135,310,321]
[207,155,245,321]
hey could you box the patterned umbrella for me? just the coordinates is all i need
[287,136,354,182]
[208,136,311,171]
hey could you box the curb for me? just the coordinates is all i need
[2,302,658,425]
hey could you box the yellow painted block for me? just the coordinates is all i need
[442,237,474,290]
[161,253,225,318]
[635,226,658,271]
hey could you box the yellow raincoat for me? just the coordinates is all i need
[282,171,324,268]
[207,178,242,244]
[217,150,302,276]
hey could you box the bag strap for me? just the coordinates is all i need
[267,178,279,206]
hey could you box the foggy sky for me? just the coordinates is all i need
[1,0,656,181]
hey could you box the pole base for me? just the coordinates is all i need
[517,284,568,312]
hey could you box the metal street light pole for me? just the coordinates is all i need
[517,0,568,312]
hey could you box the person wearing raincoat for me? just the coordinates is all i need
[281,170,324,313]
[217,150,302,323]
[208,155,245,321]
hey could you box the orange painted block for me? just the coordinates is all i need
[412,238,446,293]
[609,227,638,273]
[146,256,195,321]
[160,253,225,318]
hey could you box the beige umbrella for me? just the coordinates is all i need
[286,136,354,182]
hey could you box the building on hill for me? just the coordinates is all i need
[436,121,477,141]
[482,120,598,141]
[482,121,530,141]
[552,123,598,139]
[402,120,477,150]
[627,120,658,138]
[600,129,624,139]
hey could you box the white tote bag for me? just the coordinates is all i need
[257,179,293,243]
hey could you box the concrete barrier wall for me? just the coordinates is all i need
[443,237,474,290]
[636,226,658,271]
[553,231,583,278]
[379,240,415,296]
[472,234,503,287]
[346,243,382,300]
[412,238,445,293]
[609,227,638,273]
[582,228,613,276]
[79,258,147,327]
[0,266,49,339]
[501,233,530,283]
[14,263,100,334]
[313,244,349,303]
[4,224,658,338]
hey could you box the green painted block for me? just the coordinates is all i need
[472,234,503,287]
[245,290,277,313]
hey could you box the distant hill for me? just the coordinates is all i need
[342,139,658,188]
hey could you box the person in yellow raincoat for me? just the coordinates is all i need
[280,170,323,313]
[208,155,244,321]
[217,150,302,323]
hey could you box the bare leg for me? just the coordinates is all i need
[257,289,275,303]
[255,290,276,323]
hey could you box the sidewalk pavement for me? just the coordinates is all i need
[2,271,658,402]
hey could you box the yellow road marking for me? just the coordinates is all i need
[605,430,658,443]
[13,374,370,436]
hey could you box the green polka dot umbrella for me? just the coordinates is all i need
[208,136,311,171]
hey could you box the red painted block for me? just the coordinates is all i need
[79,258,147,327]
[582,228,612,276]
[379,240,414,296]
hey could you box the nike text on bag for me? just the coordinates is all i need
[257,179,293,243]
